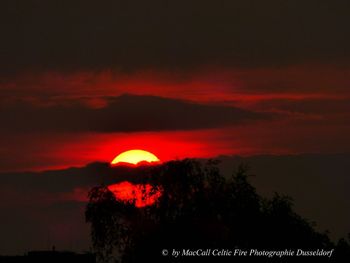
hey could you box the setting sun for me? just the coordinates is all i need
[109,149,162,207]
[111,149,160,166]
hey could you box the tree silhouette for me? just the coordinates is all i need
[86,159,349,262]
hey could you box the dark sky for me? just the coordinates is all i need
[1,0,350,73]
[0,1,350,255]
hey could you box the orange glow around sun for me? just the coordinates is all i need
[108,182,162,207]
[111,149,160,166]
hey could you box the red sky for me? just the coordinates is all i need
[1,0,350,172]
[1,117,350,172]
[3,65,349,102]
[1,64,350,172]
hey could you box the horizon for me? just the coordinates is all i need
[2,151,350,173]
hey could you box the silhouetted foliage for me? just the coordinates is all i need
[86,159,349,262]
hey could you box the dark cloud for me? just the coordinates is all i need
[0,94,266,133]
[0,162,152,195]
[0,0,349,74]
[251,98,350,115]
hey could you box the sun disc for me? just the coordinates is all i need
[111,149,160,166]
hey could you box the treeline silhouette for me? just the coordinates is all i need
[85,159,350,262]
